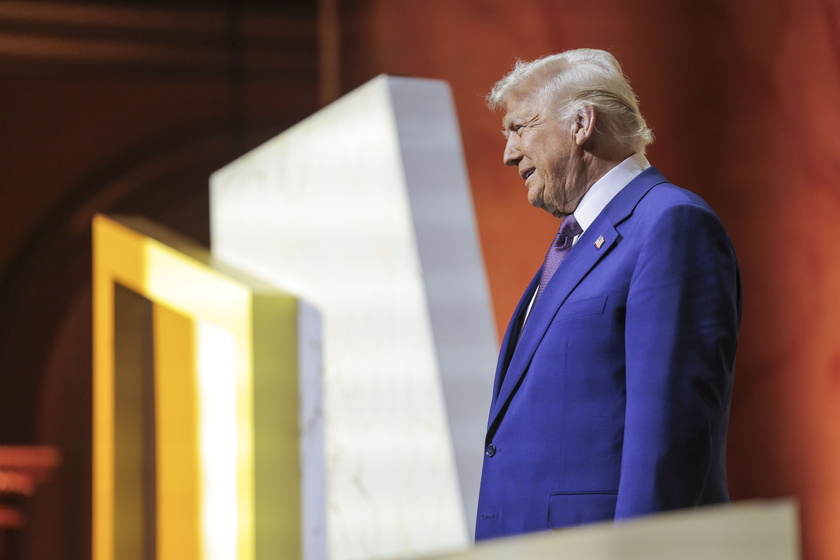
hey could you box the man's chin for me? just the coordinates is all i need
[533,199,564,218]
[528,192,568,218]
[528,194,545,210]
[542,195,574,218]
[530,202,563,219]
[538,200,573,219]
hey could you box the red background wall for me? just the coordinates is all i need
[2,1,839,558]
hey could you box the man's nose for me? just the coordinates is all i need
[503,136,521,167]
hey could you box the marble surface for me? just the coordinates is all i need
[297,302,326,560]
[211,75,496,559]
[427,500,800,560]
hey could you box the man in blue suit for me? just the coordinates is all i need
[475,49,741,540]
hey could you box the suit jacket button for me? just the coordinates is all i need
[485,444,497,457]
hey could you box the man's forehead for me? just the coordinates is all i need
[502,92,540,125]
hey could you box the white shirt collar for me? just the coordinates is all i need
[573,152,650,233]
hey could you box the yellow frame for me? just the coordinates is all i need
[93,214,302,560]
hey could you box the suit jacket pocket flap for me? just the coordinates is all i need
[557,295,608,320]
[547,492,617,528]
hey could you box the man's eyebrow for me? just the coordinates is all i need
[503,114,537,131]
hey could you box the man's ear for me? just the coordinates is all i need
[572,105,596,146]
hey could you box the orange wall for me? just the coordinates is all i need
[336,1,840,558]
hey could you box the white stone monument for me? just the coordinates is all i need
[210,75,497,559]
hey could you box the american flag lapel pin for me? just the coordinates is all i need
[594,235,605,249]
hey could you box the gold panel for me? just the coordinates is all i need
[93,214,302,560]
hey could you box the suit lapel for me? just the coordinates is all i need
[487,220,619,432]
[491,271,540,406]
[486,167,669,436]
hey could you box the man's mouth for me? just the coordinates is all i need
[521,168,535,181]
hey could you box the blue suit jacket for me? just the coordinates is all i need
[475,167,741,540]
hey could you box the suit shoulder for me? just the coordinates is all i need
[606,167,716,222]
[637,182,715,214]
[603,167,728,234]
[625,183,736,256]
[617,176,732,246]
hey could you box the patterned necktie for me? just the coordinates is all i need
[535,214,582,302]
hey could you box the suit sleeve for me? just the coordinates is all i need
[615,200,741,519]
